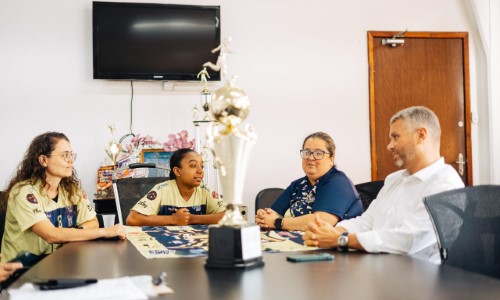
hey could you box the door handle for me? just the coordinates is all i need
[455,153,466,176]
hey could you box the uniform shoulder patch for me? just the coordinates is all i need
[26,193,38,204]
[156,182,169,190]
[147,191,157,200]
[212,191,219,199]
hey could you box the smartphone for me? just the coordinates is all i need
[287,253,335,263]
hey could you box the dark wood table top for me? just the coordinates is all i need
[8,239,500,300]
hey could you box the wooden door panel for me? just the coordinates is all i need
[368,32,471,184]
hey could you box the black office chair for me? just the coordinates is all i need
[113,163,169,225]
[354,180,385,210]
[423,185,500,279]
[255,188,284,215]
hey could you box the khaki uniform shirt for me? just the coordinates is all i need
[131,180,225,216]
[1,180,96,262]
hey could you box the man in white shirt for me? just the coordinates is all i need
[303,106,464,263]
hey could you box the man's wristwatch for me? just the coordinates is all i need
[337,232,349,252]
[274,218,283,230]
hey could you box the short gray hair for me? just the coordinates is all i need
[303,132,336,158]
[390,106,441,139]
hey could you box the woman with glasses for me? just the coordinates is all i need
[255,132,363,231]
[0,132,126,262]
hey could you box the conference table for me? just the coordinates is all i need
[7,238,500,299]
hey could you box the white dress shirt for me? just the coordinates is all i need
[337,158,464,264]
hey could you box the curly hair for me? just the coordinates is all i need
[1,132,81,210]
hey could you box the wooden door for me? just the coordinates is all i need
[368,31,472,184]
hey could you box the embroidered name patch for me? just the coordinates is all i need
[26,194,38,204]
[147,191,157,200]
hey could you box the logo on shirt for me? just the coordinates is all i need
[137,201,148,209]
[146,191,157,200]
[26,194,38,204]
[67,214,74,228]
[82,190,88,199]
[212,191,219,199]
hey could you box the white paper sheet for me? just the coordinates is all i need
[9,276,148,300]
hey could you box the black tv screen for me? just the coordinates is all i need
[93,1,221,81]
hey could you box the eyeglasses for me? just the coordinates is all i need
[49,152,77,162]
[300,149,331,160]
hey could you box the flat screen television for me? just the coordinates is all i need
[93,1,221,81]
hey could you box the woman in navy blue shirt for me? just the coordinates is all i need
[255,132,363,231]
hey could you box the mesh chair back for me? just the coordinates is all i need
[354,180,385,210]
[113,168,168,224]
[255,188,284,215]
[423,185,500,278]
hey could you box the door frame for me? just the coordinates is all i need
[367,31,472,184]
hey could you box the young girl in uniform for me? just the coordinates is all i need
[126,148,225,226]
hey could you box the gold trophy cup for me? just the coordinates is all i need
[105,124,121,165]
[205,78,264,269]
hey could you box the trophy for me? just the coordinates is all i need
[197,67,213,121]
[105,124,121,165]
[204,41,263,268]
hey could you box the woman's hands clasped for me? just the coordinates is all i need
[255,208,281,229]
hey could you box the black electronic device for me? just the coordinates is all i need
[34,279,98,290]
[93,1,221,81]
[287,253,335,263]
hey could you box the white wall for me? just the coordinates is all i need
[490,1,500,183]
[0,0,494,216]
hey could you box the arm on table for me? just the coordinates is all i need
[256,208,339,231]
[282,212,339,231]
[303,215,365,251]
[31,220,126,244]
[126,209,190,226]
[189,211,225,225]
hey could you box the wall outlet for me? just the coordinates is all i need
[241,206,248,221]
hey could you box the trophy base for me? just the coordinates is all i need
[205,225,265,269]
[205,256,265,270]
